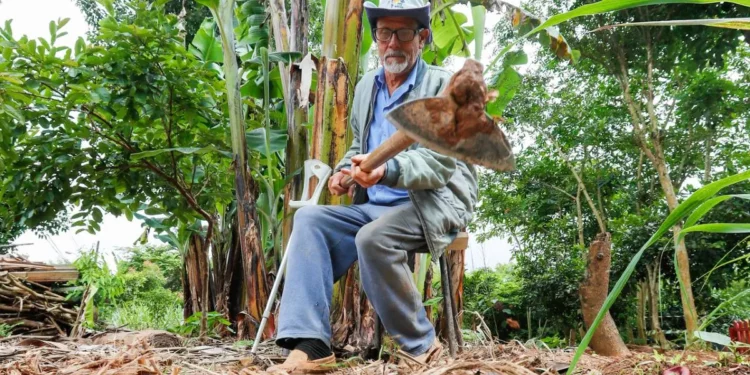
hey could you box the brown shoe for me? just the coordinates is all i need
[396,338,443,369]
[266,350,337,374]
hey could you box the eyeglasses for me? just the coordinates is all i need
[373,28,423,42]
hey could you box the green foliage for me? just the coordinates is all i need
[118,244,182,291]
[233,339,254,348]
[539,334,567,349]
[464,264,525,338]
[422,5,476,66]
[169,311,233,337]
[702,280,750,333]
[477,0,750,359]
[69,245,183,331]
[69,249,125,328]
[0,323,19,338]
[108,300,183,331]
[71,249,126,304]
[0,0,235,243]
[570,170,750,374]
[465,265,523,311]
[75,0,212,43]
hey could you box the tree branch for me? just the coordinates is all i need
[636,150,644,214]
[81,105,133,149]
[541,181,576,201]
[138,160,212,226]
[673,122,695,191]
[644,29,660,140]
[576,185,584,247]
[614,42,659,169]
[168,86,178,179]
[538,126,607,233]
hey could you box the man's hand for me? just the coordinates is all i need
[341,154,385,189]
[328,171,354,197]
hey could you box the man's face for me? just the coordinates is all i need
[374,16,429,74]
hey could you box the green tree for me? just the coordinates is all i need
[75,0,212,43]
[0,1,244,338]
[118,244,183,291]
[0,1,233,240]
[558,1,748,341]
[464,264,524,339]
[475,4,750,348]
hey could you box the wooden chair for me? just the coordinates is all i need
[371,231,469,359]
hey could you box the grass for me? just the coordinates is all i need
[107,301,183,331]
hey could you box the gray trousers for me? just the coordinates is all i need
[275,199,435,355]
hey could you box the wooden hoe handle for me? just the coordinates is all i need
[340,130,414,189]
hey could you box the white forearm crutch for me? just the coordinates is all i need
[251,159,332,355]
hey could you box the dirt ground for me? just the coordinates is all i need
[0,331,748,374]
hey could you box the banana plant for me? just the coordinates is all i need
[245,47,302,267]
[194,0,279,340]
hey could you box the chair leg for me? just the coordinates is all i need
[369,313,383,360]
[443,255,464,352]
[439,255,458,358]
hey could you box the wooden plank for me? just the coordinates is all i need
[446,232,469,251]
[9,270,79,282]
[0,262,55,270]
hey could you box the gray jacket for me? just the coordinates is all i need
[334,59,478,259]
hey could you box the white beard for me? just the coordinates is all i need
[382,50,411,74]
[384,59,409,73]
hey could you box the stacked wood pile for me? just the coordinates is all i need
[0,256,79,336]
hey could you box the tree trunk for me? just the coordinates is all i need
[331,266,357,345]
[433,251,465,349]
[447,249,465,348]
[310,56,370,350]
[184,233,209,322]
[281,0,310,253]
[703,133,713,183]
[646,263,670,348]
[423,263,435,324]
[208,0,272,341]
[638,141,699,341]
[182,264,194,320]
[212,216,240,337]
[235,165,274,339]
[616,38,698,341]
[624,107,699,342]
[579,233,630,356]
[624,323,634,344]
[576,186,584,246]
[311,0,367,351]
[636,280,648,345]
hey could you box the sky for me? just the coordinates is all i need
[1,0,515,271]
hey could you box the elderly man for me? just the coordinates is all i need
[268,0,477,372]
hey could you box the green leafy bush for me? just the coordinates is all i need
[69,245,183,331]
[169,311,233,337]
[539,335,567,349]
[117,245,182,292]
[463,264,525,339]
